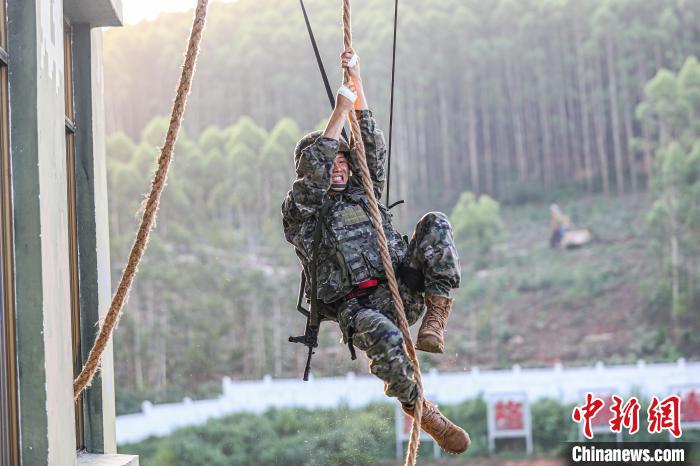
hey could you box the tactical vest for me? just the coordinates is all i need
[314,194,407,304]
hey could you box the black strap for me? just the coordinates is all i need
[296,269,309,317]
[386,0,399,206]
[397,265,425,293]
[346,326,357,360]
[299,0,348,143]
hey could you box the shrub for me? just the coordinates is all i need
[451,192,504,270]
[440,397,489,458]
[122,405,394,466]
[531,398,575,454]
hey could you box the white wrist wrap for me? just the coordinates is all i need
[337,85,357,103]
[348,53,359,68]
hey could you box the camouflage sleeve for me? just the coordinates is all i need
[356,110,386,198]
[281,136,338,259]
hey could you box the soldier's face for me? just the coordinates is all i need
[330,153,350,191]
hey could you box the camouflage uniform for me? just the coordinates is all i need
[282,110,460,406]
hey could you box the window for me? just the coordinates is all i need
[0,0,19,463]
[64,18,84,451]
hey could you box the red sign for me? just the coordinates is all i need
[495,400,524,431]
[680,390,700,423]
[591,394,615,427]
[402,414,412,435]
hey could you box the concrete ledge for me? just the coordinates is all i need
[77,453,139,466]
[63,0,123,27]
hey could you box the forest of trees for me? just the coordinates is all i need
[103,0,700,410]
[105,0,700,213]
[108,116,307,404]
[639,56,700,346]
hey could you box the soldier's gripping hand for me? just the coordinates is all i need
[341,48,368,111]
[323,87,354,141]
[334,87,355,115]
[341,48,361,83]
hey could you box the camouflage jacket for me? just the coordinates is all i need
[281,110,407,305]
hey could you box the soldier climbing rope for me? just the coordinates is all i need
[296,1,425,463]
[73,1,428,465]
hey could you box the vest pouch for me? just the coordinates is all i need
[331,205,376,286]
[335,227,384,284]
[335,250,351,287]
[360,245,386,279]
[345,253,371,283]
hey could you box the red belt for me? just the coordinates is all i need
[358,278,379,289]
[345,278,380,300]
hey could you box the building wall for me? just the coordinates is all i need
[87,26,118,454]
[35,0,76,463]
[9,0,53,462]
[9,0,120,463]
[83,3,122,456]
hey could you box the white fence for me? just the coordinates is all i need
[116,359,699,444]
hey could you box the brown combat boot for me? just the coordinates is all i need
[415,293,452,353]
[402,399,470,454]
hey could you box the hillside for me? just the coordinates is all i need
[442,194,660,371]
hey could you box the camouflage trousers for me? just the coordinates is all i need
[336,212,460,406]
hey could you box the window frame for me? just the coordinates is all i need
[0,0,19,464]
[64,17,85,452]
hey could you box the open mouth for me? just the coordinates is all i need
[332,175,344,183]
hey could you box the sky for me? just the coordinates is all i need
[120,0,237,25]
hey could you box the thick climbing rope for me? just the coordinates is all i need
[73,0,209,399]
[341,2,424,465]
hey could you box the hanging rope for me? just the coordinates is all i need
[73,0,209,399]
[341,2,424,465]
